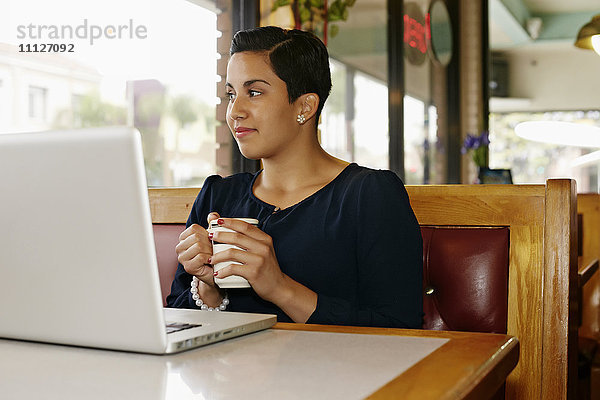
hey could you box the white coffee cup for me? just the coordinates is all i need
[208,218,259,289]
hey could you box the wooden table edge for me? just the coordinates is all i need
[272,323,520,400]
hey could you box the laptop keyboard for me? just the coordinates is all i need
[166,322,202,334]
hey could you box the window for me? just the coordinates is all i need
[353,71,388,170]
[402,0,449,184]
[28,86,47,120]
[490,110,600,192]
[403,95,425,184]
[321,61,389,171]
[3,0,220,187]
[320,60,349,162]
[317,0,389,169]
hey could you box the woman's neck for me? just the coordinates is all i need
[247,131,347,212]
[258,142,347,194]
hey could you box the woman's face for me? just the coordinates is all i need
[225,51,301,160]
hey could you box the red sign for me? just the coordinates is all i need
[404,13,427,54]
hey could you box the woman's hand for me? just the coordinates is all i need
[211,219,318,323]
[175,212,221,287]
[211,218,288,304]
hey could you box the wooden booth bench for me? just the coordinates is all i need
[148,179,578,400]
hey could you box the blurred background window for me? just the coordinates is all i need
[490,110,600,192]
[1,0,220,187]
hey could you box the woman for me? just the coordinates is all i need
[167,26,422,328]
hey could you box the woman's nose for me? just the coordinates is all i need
[228,96,246,120]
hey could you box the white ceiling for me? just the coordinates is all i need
[524,0,598,14]
[490,0,599,50]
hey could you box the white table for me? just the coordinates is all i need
[0,323,518,399]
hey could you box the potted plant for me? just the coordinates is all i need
[270,0,356,44]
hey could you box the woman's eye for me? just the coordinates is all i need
[249,90,261,97]
[226,92,235,101]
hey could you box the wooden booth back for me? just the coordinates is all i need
[407,180,577,400]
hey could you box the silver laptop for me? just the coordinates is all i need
[0,126,276,354]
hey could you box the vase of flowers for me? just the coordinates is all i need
[461,131,490,183]
[461,131,490,168]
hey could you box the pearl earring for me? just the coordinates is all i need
[296,114,306,124]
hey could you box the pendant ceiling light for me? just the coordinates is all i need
[574,14,600,55]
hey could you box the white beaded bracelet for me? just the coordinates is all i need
[190,276,229,311]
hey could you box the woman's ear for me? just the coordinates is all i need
[296,93,320,125]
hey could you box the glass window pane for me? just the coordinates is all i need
[403,95,425,184]
[403,0,449,184]
[1,0,219,187]
[321,63,389,170]
[323,0,388,168]
[490,110,600,192]
[320,59,350,161]
[353,71,388,170]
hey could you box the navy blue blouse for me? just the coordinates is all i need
[166,163,423,328]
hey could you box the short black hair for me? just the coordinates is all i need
[230,26,332,121]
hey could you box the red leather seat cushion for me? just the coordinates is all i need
[153,224,185,306]
[421,226,509,333]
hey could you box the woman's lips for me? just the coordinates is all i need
[235,128,256,139]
